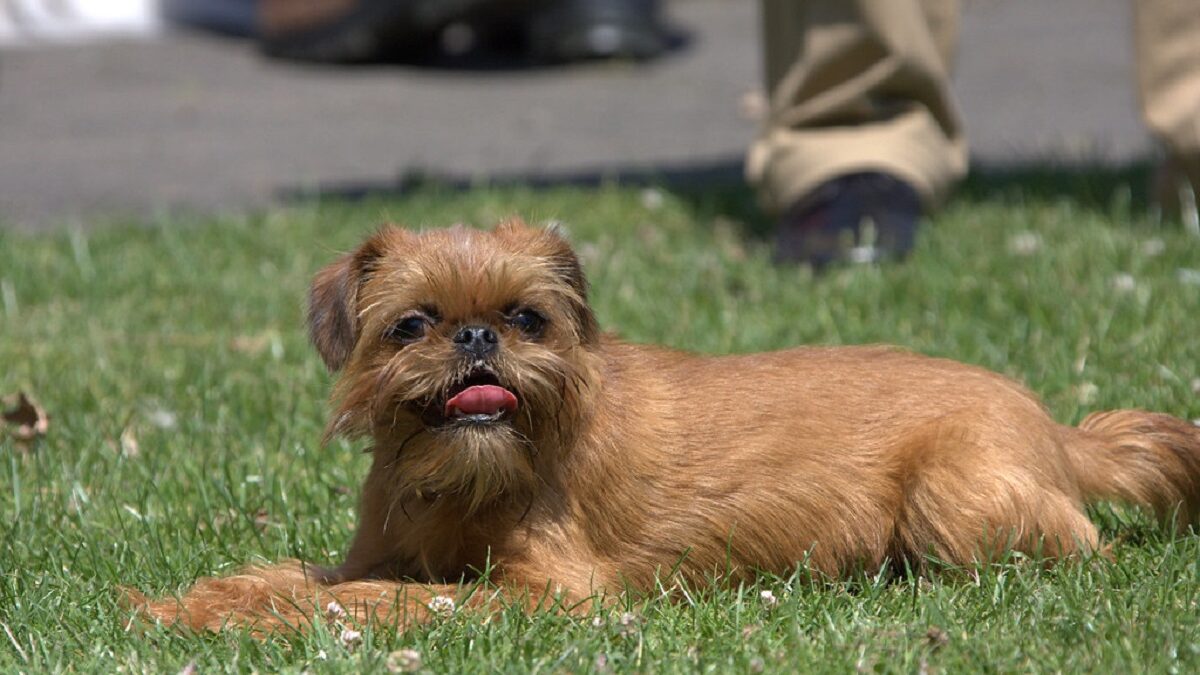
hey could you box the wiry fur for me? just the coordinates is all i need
[134,219,1200,633]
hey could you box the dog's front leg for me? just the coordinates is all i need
[131,563,488,633]
[313,457,413,584]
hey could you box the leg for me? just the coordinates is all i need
[748,0,967,215]
[131,560,482,633]
[1133,0,1200,229]
[315,455,411,584]
[129,552,585,633]
[900,473,1101,568]
[894,418,1101,568]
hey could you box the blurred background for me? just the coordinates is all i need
[0,0,1150,230]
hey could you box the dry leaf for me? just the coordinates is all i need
[253,508,273,532]
[120,426,141,458]
[2,391,49,446]
[230,330,283,360]
[924,626,949,651]
[230,333,270,355]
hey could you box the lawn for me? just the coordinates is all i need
[1,171,1199,673]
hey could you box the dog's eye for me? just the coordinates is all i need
[508,309,545,336]
[385,316,428,343]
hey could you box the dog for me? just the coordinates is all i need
[137,218,1200,632]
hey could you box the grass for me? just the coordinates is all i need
[1,172,1199,673]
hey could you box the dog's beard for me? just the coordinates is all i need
[328,342,596,513]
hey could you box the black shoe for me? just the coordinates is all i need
[1152,153,1200,235]
[259,0,675,64]
[526,0,673,62]
[259,0,491,63]
[773,172,923,267]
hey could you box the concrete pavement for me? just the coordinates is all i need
[0,0,1149,228]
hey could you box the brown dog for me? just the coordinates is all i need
[139,219,1200,631]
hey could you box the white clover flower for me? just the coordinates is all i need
[759,589,778,607]
[146,407,178,430]
[640,188,665,210]
[615,611,641,637]
[387,648,422,673]
[427,595,456,616]
[325,601,345,619]
[1141,238,1166,257]
[339,628,362,649]
[1111,273,1136,293]
[1008,232,1042,256]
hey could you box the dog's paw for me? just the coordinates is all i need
[306,563,350,585]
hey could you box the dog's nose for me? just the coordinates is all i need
[453,325,499,358]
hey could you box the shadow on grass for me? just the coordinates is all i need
[278,158,1159,237]
[958,161,1155,210]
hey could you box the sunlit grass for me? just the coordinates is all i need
[1,177,1199,672]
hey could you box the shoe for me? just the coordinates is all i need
[773,172,923,267]
[1152,154,1200,236]
[258,0,490,62]
[526,0,673,62]
[162,0,256,37]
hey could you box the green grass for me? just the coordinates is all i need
[2,173,1199,673]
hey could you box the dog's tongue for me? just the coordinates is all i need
[445,385,518,417]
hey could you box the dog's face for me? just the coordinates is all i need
[308,219,600,509]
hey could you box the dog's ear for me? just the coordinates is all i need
[496,218,599,345]
[307,232,387,371]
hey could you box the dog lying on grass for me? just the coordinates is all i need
[135,219,1200,632]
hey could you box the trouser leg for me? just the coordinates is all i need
[747,0,967,214]
[1134,0,1200,228]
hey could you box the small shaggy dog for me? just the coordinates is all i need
[137,219,1200,632]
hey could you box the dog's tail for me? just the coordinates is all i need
[1065,410,1200,526]
[125,562,476,634]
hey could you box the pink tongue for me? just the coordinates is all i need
[445,385,518,417]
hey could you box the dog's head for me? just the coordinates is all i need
[308,218,600,509]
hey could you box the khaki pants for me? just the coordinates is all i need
[748,0,1200,214]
